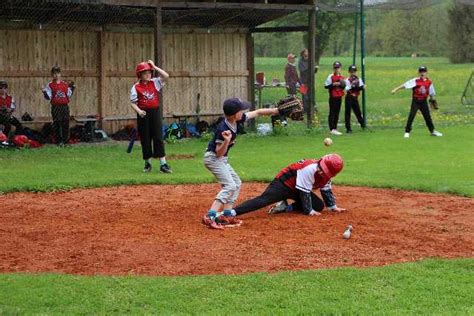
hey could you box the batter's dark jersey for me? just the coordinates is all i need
[206,114,247,156]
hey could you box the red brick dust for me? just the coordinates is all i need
[0,183,472,276]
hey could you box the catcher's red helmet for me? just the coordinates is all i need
[135,62,153,78]
[319,154,344,178]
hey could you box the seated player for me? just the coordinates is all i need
[0,80,22,136]
[206,153,345,229]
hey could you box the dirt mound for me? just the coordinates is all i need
[0,183,472,276]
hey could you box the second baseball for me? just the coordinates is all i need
[323,138,333,146]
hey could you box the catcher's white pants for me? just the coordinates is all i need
[204,151,241,205]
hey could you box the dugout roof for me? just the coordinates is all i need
[0,1,315,29]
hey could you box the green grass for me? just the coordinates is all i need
[1,125,473,196]
[0,259,472,314]
[256,56,473,127]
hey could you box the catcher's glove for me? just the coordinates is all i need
[429,98,439,110]
[276,96,304,121]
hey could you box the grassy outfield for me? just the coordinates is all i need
[0,124,473,196]
[256,57,473,126]
[0,259,472,314]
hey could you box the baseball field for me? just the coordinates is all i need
[0,57,473,314]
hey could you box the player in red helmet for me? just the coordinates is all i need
[203,153,346,229]
[130,60,171,173]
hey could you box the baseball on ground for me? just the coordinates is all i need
[323,138,333,146]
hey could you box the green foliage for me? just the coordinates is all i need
[448,3,474,63]
[254,1,453,59]
[0,259,472,314]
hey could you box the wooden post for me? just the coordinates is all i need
[307,6,316,128]
[246,32,256,131]
[98,30,107,128]
[155,4,164,123]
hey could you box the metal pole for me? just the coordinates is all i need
[155,5,164,125]
[352,12,358,66]
[360,0,367,126]
[307,7,316,128]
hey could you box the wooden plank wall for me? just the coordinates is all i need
[0,29,248,133]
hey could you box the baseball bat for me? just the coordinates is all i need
[126,128,137,153]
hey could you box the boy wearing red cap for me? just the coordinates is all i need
[391,66,442,138]
[202,98,279,228]
[284,53,300,96]
[130,60,171,173]
[204,154,346,229]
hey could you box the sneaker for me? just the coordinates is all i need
[160,163,173,173]
[330,129,343,136]
[346,129,353,134]
[202,215,224,230]
[431,131,443,137]
[268,200,289,214]
[216,215,242,227]
[143,162,152,173]
[404,132,410,138]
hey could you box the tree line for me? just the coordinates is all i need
[254,0,473,64]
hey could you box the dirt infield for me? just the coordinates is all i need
[0,183,472,276]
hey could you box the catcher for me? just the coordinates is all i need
[391,66,442,138]
[203,153,346,229]
[202,96,303,229]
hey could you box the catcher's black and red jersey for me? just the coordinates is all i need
[275,159,332,193]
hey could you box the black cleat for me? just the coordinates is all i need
[346,129,353,134]
[143,162,152,173]
[160,163,173,174]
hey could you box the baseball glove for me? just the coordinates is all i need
[429,98,439,110]
[276,96,304,121]
[339,79,347,89]
[66,80,75,88]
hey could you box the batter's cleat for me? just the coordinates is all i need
[268,200,289,214]
[431,130,443,137]
[202,215,224,230]
[404,132,410,138]
[143,162,152,173]
[330,129,343,136]
[160,163,173,173]
[215,215,242,228]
